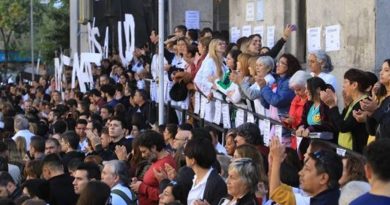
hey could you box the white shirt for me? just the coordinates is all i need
[111,183,135,205]
[137,79,145,89]
[194,55,225,96]
[264,187,310,205]
[79,138,89,153]
[151,54,168,80]
[12,130,35,151]
[315,72,340,93]
[131,59,144,74]
[171,54,182,68]
[292,187,311,205]
[187,168,213,205]
[175,56,188,70]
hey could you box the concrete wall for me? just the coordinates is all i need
[307,0,376,82]
[228,0,390,80]
[168,0,214,34]
[376,0,390,72]
[229,0,306,61]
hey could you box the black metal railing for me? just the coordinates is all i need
[145,78,363,159]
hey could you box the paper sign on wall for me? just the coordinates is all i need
[185,10,200,29]
[231,27,241,43]
[256,0,264,21]
[253,26,264,44]
[307,27,321,52]
[325,25,341,52]
[266,26,275,48]
[242,25,252,37]
[246,2,255,21]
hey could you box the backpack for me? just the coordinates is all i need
[111,189,137,205]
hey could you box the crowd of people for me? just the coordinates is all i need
[0,23,389,205]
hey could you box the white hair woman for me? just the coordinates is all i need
[238,56,275,100]
[220,158,260,205]
[308,50,340,96]
[281,70,312,129]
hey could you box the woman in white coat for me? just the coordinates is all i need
[194,38,228,122]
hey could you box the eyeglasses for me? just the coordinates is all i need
[174,138,187,141]
[277,61,288,67]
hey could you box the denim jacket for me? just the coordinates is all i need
[260,75,295,115]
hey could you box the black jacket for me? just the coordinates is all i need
[367,96,390,139]
[221,193,259,205]
[260,38,286,59]
[9,186,22,201]
[311,188,340,205]
[300,101,337,134]
[89,144,117,161]
[134,101,157,129]
[62,151,85,168]
[48,174,78,205]
[109,137,133,153]
[203,169,227,205]
[329,101,368,153]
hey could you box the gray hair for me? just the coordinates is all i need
[229,158,260,194]
[257,56,275,73]
[103,160,130,184]
[309,50,334,73]
[339,181,371,205]
[14,114,29,131]
[289,70,311,88]
[217,155,232,179]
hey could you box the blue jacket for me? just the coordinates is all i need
[260,75,295,115]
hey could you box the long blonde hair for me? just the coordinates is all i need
[248,55,259,77]
[208,39,224,78]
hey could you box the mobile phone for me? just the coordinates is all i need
[278,113,289,118]
[291,24,297,31]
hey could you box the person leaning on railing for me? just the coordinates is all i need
[282,70,311,130]
[295,77,337,142]
[258,53,300,116]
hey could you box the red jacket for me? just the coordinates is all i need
[288,95,307,129]
[138,154,176,205]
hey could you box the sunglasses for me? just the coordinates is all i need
[309,150,331,174]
